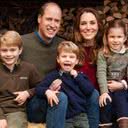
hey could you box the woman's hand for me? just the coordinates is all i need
[107,80,124,92]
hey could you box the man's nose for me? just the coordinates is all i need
[50,20,56,27]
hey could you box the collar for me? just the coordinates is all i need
[34,31,54,46]
[110,45,127,54]
[59,70,70,76]
[0,59,21,73]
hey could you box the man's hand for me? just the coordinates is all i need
[14,91,30,105]
[49,79,62,91]
[45,89,59,107]
[0,119,7,128]
[99,93,112,107]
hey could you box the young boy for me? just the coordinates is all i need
[0,30,42,128]
[36,41,94,120]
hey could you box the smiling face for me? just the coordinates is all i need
[0,45,22,70]
[57,51,78,72]
[79,12,98,41]
[107,27,126,52]
[38,4,62,43]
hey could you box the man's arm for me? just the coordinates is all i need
[36,70,60,106]
[35,70,60,97]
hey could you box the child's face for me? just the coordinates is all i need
[57,51,78,72]
[0,45,22,69]
[107,27,126,52]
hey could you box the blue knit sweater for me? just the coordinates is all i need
[36,69,94,119]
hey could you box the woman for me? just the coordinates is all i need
[73,7,103,128]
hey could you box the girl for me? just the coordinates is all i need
[97,19,128,128]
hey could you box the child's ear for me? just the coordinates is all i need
[56,56,59,63]
[75,59,79,65]
[19,47,23,55]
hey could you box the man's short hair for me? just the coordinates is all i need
[38,2,62,16]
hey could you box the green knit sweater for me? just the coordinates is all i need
[22,32,64,79]
[97,49,128,94]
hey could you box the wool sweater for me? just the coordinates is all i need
[97,49,128,94]
[0,61,41,119]
[77,47,99,90]
[22,32,64,79]
[36,69,94,119]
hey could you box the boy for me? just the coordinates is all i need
[36,41,94,121]
[0,30,41,128]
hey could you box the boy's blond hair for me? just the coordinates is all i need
[0,30,23,49]
[57,41,80,59]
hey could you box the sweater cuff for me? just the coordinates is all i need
[100,86,109,94]
[121,80,128,90]
[27,88,35,98]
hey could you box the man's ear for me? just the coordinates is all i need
[37,15,42,24]
[124,36,127,43]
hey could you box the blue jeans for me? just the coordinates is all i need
[86,89,99,128]
[27,92,68,128]
[46,92,68,128]
[65,89,99,128]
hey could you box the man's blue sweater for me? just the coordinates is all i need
[36,69,94,119]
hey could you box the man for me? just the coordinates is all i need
[22,2,64,77]
[22,2,67,128]
[22,2,90,128]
